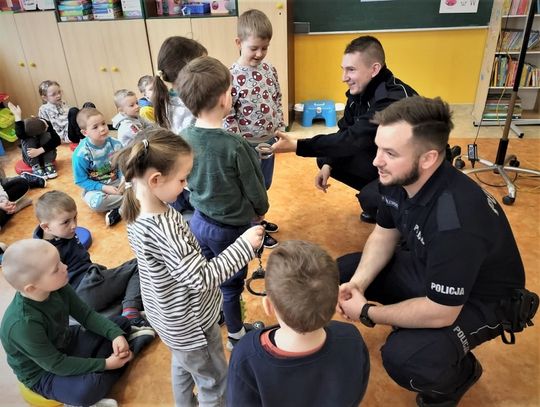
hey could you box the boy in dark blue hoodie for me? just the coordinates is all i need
[34,190,148,329]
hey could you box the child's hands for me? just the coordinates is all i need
[0,200,16,214]
[241,225,264,252]
[105,350,133,370]
[7,102,22,121]
[27,147,45,158]
[102,185,122,195]
[111,335,130,357]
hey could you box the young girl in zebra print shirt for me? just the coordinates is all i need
[115,128,264,406]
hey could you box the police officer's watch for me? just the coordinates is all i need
[359,303,376,328]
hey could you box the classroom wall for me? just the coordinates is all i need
[293,29,488,105]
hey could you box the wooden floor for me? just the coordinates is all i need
[0,108,539,406]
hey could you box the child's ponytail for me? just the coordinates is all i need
[151,74,171,129]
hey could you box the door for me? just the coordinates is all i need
[0,13,39,115]
[59,21,115,120]
[14,11,77,110]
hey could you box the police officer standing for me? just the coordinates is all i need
[338,96,526,407]
[271,36,417,222]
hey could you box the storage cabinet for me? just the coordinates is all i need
[473,0,540,135]
[58,19,153,121]
[0,11,76,116]
[145,16,239,71]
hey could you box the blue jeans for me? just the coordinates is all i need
[170,323,227,407]
[189,211,250,334]
[32,316,131,406]
[252,137,276,190]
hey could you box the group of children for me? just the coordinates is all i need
[1,9,370,407]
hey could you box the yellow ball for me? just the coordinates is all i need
[18,382,62,407]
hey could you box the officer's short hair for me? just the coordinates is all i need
[345,35,385,66]
[265,241,339,333]
[373,95,453,154]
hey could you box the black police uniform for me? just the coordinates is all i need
[338,160,525,398]
[295,66,417,214]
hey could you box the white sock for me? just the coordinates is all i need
[228,326,246,339]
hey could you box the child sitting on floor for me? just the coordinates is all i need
[0,239,154,407]
[37,80,94,144]
[34,190,149,327]
[8,102,60,179]
[72,107,124,226]
[137,75,155,123]
[112,89,152,147]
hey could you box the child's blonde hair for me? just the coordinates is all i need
[38,80,61,102]
[237,9,273,41]
[153,36,207,129]
[76,107,103,130]
[138,75,153,93]
[114,89,137,108]
[35,190,77,222]
[2,239,54,290]
[175,56,230,117]
[113,128,192,223]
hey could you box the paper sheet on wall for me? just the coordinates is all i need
[439,0,480,13]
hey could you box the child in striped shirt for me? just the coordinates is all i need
[114,128,264,406]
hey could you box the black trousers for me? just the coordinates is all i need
[32,316,130,406]
[0,177,29,227]
[338,251,502,398]
[316,157,379,216]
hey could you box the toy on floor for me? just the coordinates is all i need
[75,226,92,249]
[18,382,62,407]
[294,100,345,127]
[0,107,17,143]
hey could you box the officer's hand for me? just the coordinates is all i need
[339,288,367,320]
[315,164,332,192]
[272,131,297,153]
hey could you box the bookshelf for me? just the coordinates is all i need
[473,0,540,136]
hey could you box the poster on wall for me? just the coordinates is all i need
[439,0,480,13]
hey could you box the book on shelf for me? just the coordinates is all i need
[483,91,523,120]
[503,0,533,15]
[491,55,539,87]
[498,29,540,51]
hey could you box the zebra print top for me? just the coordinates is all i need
[126,207,254,350]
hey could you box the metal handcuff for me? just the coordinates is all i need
[245,245,266,297]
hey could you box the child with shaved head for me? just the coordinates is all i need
[0,239,151,406]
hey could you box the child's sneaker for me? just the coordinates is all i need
[128,327,156,355]
[31,164,48,179]
[261,220,279,233]
[44,163,58,179]
[263,232,279,249]
[227,321,265,351]
[20,172,47,188]
[105,208,121,227]
[64,398,118,407]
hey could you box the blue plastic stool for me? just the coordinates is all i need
[301,100,337,127]
[75,226,92,250]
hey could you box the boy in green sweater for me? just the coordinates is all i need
[177,56,269,350]
[0,239,154,407]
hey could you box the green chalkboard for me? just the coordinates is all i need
[293,0,494,33]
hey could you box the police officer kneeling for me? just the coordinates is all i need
[338,96,536,407]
